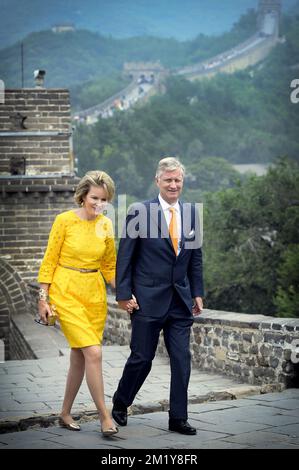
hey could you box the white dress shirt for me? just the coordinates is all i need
[158,194,182,255]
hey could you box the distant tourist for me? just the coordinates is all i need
[37,171,118,437]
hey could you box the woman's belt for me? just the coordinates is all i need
[59,264,99,273]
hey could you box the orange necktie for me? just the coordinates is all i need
[169,207,178,256]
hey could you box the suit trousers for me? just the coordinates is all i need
[114,292,194,420]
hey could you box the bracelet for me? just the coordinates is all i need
[38,288,49,302]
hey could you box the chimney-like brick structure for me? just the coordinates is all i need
[0,87,80,359]
[0,89,74,175]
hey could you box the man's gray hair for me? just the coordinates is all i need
[156,157,185,179]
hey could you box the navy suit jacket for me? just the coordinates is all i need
[116,198,204,317]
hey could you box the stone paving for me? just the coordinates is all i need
[0,388,299,449]
[0,316,299,452]
[0,345,260,428]
[0,344,299,448]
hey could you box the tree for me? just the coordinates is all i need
[275,245,299,318]
[203,158,299,317]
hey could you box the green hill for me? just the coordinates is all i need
[0,0,261,48]
[0,9,257,89]
[74,12,299,189]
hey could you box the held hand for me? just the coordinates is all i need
[38,300,53,324]
[192,297,203,317]
[128,294,139,313]
[118,300,130,311]
[118,295,139,314]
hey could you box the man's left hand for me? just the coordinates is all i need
[192,297,203,316]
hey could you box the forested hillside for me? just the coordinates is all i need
[0,10,257,89]
[204,158,299,317]
[72,12,299,317]
[1,4,298,317]
[0,0,262,48]
[74,13,299,190]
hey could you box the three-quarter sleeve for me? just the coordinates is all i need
[38,214,66,284]
[99,219,116,283]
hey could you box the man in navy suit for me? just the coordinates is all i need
[112,157,204,435]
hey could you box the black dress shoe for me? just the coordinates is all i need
[169,419,197,435]
[112,396,128,427]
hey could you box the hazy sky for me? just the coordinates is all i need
[0,0,297,48]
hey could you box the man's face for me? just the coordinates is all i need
[156,168,184,205]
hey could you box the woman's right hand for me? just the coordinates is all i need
[38,300,53,324]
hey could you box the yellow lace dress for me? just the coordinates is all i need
[38,210,116,348]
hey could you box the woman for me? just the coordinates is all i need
[37,170,118,437]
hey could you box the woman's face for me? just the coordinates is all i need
[83,185,108,218]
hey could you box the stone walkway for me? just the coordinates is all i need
[0,387,299,449]
[0,345,260,429]
[0,315,299,452]
[1,345,299,448]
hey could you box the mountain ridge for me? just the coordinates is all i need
[0,9,258,89]
[0,0,297,49]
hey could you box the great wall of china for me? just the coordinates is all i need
[74,0,282,125]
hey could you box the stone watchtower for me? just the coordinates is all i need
[257,0,281,37]
[0,72,80,359]
[258,0,281,16]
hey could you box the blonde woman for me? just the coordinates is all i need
[37,171,118,437]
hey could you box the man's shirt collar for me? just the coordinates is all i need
[158,194,180,213]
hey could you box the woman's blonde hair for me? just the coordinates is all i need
[74,170,115,206]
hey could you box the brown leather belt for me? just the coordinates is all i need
[59,264,98,273]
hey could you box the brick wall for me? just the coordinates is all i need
[0,177,80,282]
[0,258,29,359]
[0,89,74,176]
[10,318,36,360]
[0,87,80,358]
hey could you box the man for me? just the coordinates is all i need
[112,157,204,435]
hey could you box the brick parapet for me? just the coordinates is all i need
[0,88,74,176]
[0,89,70,129]
[0,176,80,192]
